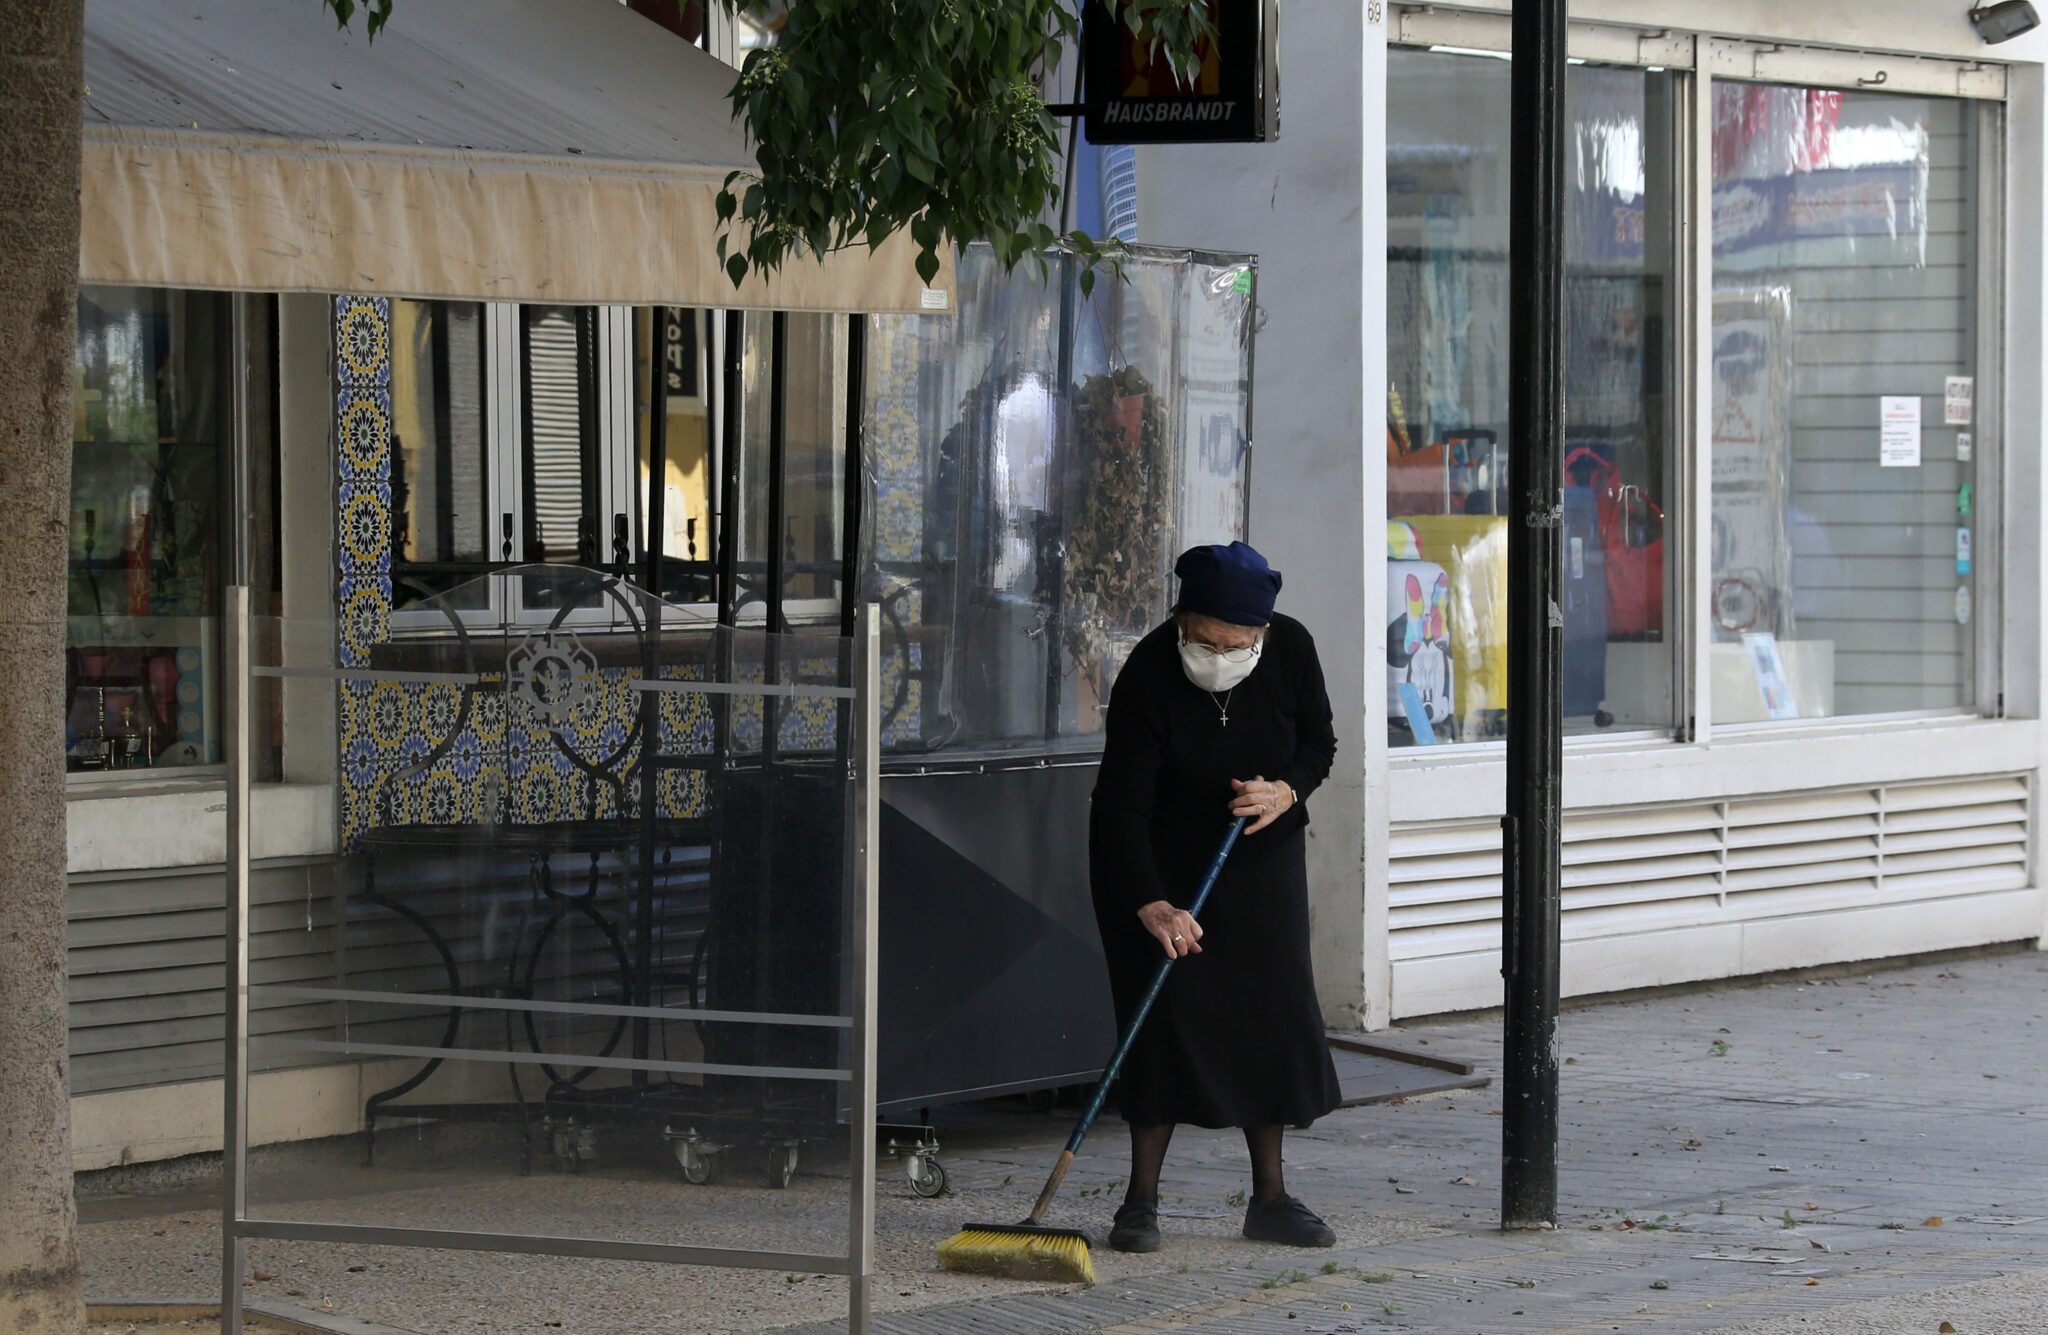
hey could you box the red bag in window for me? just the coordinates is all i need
[1564,449,1665,638]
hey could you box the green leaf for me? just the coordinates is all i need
[708,0,1204,287]
[915,247,941,286]
[1078,267,1097,298]
[727,254,750,289]
[715,190,737,224]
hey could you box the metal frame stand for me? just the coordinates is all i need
[221,585,252,1334]
[220,592,886,1334]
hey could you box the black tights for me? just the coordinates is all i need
[1124,1122,1288,1208]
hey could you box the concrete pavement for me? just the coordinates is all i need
[783,948,2048,1334]
[79,950,2048,1333]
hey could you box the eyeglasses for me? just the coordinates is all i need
[1180,636,1263,664]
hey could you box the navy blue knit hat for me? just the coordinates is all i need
[1174,541,1282,627]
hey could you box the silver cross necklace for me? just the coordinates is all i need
[1210,687,1236,727]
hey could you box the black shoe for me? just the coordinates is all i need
[1243,1194,1336,1248]
[1109,1200,1162,1253]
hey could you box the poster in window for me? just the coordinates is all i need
[1710,290,1795,641]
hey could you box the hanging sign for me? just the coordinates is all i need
[1084,0,1280,145]
[1879,395,1921,468]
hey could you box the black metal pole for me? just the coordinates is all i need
[839,315,867,639]
[632,309,672,1078]
[1502,0,1567,1230]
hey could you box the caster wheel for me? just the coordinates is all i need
[767,1144,799,1190]
[674,1142,715,1186]
[907,1154,948,1199]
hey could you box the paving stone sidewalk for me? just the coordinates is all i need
[79,951,2048,1333]
[778,950,2048,1335]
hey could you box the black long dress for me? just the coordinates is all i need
[1088,613,1343,1129]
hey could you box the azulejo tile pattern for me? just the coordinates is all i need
[330,296,730,850]
[862,318,927,748]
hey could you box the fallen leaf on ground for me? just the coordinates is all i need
[1941,1323,1958,1333]
[1451,1175,1478,1186]
[1804,1278,1821,1287]
[1394,1186,1417,1195]
[1650,1279,1669,1290]
[1923,1216,1944,1228]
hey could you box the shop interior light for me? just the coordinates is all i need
[1972,1,2041,44]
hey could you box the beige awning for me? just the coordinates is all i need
[80,0,953,314]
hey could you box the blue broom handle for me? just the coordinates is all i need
[1064,816,1248,1156]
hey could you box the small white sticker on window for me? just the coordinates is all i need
[919,289,950,311]
[1945,375,1974,426]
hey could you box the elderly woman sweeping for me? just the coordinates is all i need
[1090,540,1343,1253]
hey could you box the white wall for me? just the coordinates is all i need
[1136,0,1389,1029]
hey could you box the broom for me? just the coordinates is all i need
[936,816,1249,1285]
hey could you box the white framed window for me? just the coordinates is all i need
[389,301,644,631]
[387,300,855,637]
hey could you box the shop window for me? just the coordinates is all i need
[1387,49,1680,750]
[1709,85,1985,723]
[68,287,230,772]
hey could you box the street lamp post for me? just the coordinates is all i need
[1502,0,1568,1231]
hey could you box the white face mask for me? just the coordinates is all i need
[1178,635,1262,693]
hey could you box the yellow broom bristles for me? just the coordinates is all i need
[936,1226,1098,1286]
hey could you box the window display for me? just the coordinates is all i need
[1709,85,1983,722]
[68,286,229,772]
[1387,49,1679,748]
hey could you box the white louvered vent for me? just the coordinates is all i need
[1389,775,2034,983]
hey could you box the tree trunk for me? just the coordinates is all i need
[0,0,85,1330]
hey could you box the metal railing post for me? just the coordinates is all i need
[847,604,881,1332]
[221,585,253,1331]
